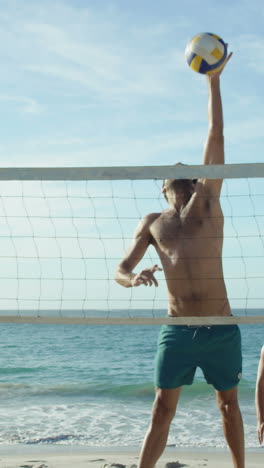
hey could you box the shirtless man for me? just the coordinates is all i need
[256,345,264,444]
[115,54,244,468]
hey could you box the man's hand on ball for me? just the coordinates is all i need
[208,47,233,80]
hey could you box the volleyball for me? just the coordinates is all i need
[185,32,227,74]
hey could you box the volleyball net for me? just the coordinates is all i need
[0,163,264,325]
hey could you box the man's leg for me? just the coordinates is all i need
[216,386,244,468]
[138,386,181,468]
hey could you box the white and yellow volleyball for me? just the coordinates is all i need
[185,32,227,74]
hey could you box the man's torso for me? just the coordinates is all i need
[148,187,230,317]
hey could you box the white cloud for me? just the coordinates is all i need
[0,128,205,168]
[0,94,43,114]
[0,1,190,103]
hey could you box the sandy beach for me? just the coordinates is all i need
[0,445,263,468]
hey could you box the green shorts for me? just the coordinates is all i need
[155,324,242,391]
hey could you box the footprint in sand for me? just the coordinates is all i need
[101,465,137,468]
[102,465,126,468]
[165,463,187,468]
[20,463,48,468]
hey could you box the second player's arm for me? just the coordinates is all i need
[256,346,264,444]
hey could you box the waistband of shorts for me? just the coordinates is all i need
[163,323,238,331]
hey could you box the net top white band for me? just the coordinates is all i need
[0,163,264,180]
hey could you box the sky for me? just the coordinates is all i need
[0,0,264,314]
[1,0,264,168]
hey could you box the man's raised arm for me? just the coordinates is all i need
[256,346,264,444]
[202,52,232,197]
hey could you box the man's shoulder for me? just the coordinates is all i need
[142,212,161,223]
[137,212,161,234]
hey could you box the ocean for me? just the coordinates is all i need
[0,311,263,449]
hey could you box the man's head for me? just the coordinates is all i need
[162,178,196,202]
[162,163,197,203]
